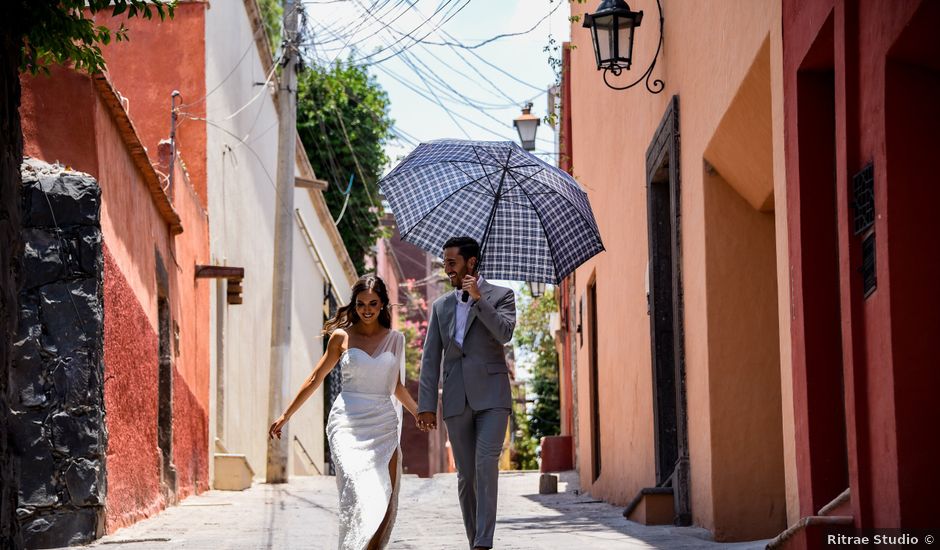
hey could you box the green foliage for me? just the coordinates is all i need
[297,60,393,274]
[397,280,428,381]
[515,285,561,443]
[510,285,561,469]
[512,388,539,470]
[13,0,176,75]
[257,0,283,55]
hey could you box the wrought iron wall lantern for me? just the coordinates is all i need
[582,0,665,93]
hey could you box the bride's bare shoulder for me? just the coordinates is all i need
[328,329,349,349]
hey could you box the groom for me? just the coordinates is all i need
[418,236,515,550]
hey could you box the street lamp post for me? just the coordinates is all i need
[527,281,547,298]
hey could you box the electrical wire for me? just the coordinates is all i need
[179,2,301,110]
[412,0,564,50]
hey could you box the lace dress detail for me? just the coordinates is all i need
[326,330,405,550]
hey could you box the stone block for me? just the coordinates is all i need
[52,351,103,409]
[9,409,51,457]
[39,278,102,358]
[15,451,58,509]
[539,473,558,494]
[21,163,100,228]
[11,324,48,410]
[21,508,102,549]
[13,294,42,364]
[74,226,103,277]
[214,454,254,491]
[65,458,103,506]
[50,411,102,458]
[21,228,67,289]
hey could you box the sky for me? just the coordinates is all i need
[301,0,574,170]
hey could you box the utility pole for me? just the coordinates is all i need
[266,0,300,484]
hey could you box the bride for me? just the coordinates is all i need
[269,275,419,549]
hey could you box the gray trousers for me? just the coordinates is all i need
[445,403,510,549]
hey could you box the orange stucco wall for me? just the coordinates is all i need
[97,2,208,206]
[567,0,790,540]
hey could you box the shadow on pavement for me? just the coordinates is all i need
[514,471,768,550]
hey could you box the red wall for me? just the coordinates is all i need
[783,0,940,529]
[103,246,163,530]
[97,3,208,206]
[172,375,209,500]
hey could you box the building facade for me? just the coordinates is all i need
[13,1,357,544]
[781,0,939,543]
[563,0,788,540]
[561,0,939,544]
[20,60,210,541]
[200,0,357,482]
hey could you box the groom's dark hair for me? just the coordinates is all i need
[443,236,480,263]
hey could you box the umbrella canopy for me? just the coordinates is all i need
[379,139,604,284]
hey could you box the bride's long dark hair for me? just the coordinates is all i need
[323,275,392,334]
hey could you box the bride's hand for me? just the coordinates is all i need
[268,415,288,440]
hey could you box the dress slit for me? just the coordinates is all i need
[368,447,402,549]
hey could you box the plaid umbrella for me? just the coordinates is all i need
[379,139,604,284]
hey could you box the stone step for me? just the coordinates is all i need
[622,487,674,525]
[213,454,254,491]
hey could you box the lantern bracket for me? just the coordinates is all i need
[600,0,665,93]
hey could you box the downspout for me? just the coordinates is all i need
[168,90,181,200]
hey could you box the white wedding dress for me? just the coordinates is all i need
[326,330,406,550]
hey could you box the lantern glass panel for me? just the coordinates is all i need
[514,118,539,151]
[593,14,615,64]
[617,19,636,65]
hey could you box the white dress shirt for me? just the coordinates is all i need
[453,276,484,348]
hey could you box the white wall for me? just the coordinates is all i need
[205,0,354,481]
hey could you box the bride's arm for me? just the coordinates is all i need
[269,330,346,439]
[394,381,419,419]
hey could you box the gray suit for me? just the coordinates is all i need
[419,280,515,549]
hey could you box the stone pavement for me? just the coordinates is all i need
[82,471,769,549]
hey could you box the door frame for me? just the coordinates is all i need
[645,95,691,525]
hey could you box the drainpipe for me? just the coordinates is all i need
[168,90,181,200]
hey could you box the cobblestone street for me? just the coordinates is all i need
[84,471,768,550]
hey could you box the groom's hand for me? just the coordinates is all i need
[462,275,481,301]
[417,412,437,432]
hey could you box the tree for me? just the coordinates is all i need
[513,285,561,467]
[296,61,393,275]
[256,0,282,55]
[1,2,174,546]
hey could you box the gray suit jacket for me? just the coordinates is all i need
[418,280,516,419]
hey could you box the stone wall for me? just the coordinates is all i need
[10,159,106,548]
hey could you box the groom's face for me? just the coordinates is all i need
[443,247,476,289]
